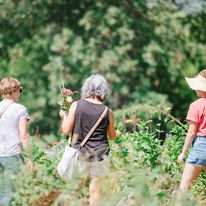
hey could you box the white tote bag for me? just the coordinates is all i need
[57,145,79,180]
[57,107,108,180]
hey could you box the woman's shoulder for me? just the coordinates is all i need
[191,98,206,106]
[14,102,28,109]
[0,100,27,110]
[12,103,29,116]
[0,100,29,118]
[14,103,30,119]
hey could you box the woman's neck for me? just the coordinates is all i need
[85,97,103,104]
[3,95,17,102]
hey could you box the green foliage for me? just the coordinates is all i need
[160,125,186,175]
[112,122,162,169]
[1,1,206,204]
[10,120,206,206]
[0,0,205,133]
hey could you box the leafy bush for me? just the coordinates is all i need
[10,122,206,206]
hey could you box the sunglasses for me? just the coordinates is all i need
[19,87,23,93]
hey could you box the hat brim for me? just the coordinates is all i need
[185,77,206,92]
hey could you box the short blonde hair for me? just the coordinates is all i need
[0,77,21,95]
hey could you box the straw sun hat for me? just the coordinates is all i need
[185,75,206,92]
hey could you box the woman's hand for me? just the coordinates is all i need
[59,109,68,119]
[62,88,73,96]
[178,153,185,163]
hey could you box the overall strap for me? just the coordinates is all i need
[80,107,108,147]
[0,101,15,119]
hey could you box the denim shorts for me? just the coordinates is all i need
[187,136,206,166]
[0,154,23,206]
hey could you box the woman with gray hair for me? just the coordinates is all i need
[59,74,118,206]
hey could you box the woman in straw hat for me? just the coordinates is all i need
[178,69,206,192]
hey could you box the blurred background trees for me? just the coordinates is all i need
[0,0,205,134]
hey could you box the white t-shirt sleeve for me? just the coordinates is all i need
[19,106,30,120]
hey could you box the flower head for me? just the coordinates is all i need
[58,85,78,111]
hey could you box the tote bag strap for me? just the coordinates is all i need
[80,106,108,147]
[0,101,15,119]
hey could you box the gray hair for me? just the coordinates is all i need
[81,74,108,101]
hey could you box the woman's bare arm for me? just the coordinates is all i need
[19,118,33,169]
[107,109,118,140]
[178,120,197,162]
[60,101,77,136]
[19,118,30,149]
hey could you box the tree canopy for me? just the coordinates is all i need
[0,0,205,134]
